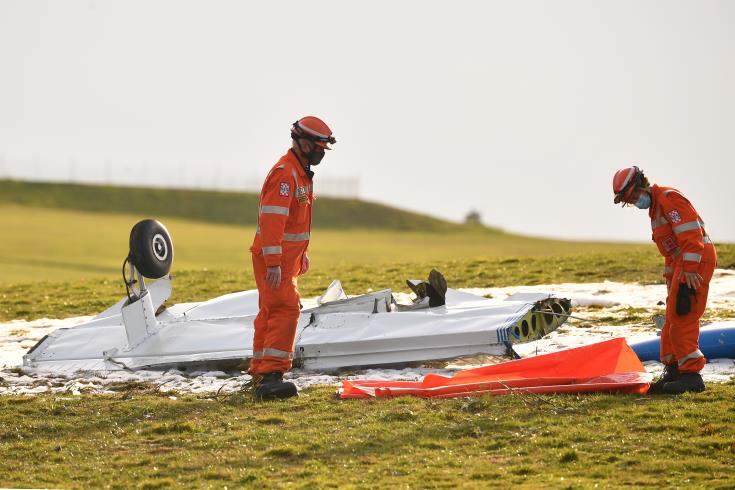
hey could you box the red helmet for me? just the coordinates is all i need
[292,116,336,150]
[612,166,644,204]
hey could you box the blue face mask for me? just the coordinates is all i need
[634,193,651,209]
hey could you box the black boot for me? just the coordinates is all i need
[648,364,679,394]
[662,372,705,394]
[254,372,298,400]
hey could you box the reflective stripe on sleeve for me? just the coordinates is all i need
[262,246,282,255]
[682,252,702,263]
[253,351,264,359]
[263,348,293,359]
[678,349,704,366]
[673,221,702,234]
[663,266,673,275]
[704,236,713,245]
[260,205,289,216]
[283,232,310,241]
[651,217,668,230]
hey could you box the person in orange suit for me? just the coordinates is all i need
[613,166,717,394]
[249,116,336,400]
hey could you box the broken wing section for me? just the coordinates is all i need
[295,289,571,370]
[296,294,523,370]
[22,287,265,373]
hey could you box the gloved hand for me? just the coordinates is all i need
[299,253,310,276]
[676,283,694,316]
[266,266,282,289]
[682,271,703,290]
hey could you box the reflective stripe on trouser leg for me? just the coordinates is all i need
[251,253,301,375]
[260,273,300,374]
[678,349,704,367]
[263,348,293,359]
[666,261,715,373]
[250,254,268,375]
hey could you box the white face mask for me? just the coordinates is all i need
[634,192,651,209]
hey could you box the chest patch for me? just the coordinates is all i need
[296,185,311,203]
[668,210,681,224]
[279,182,290,197]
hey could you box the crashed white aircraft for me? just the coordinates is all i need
[24,220,572,373]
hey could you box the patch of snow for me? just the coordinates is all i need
[463,268,735,311]
[0,316,94,368]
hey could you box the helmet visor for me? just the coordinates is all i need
[292,121,336,149]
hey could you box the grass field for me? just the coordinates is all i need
[2,185,735,488]
[0,201,688,322]
[0,203,636,283]
[1,203,733,320]
[0,179,472,232]
[2,382,735,488]
[1,234,734,489]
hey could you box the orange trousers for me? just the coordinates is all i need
[661,246,717,373]
[249,253,301,375]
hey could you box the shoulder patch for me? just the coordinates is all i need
[279,182,290,197]
[668,210,681,223]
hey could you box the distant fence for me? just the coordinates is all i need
[0,155,360,199]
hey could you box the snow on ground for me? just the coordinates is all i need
[0,315,94,369]
[462,268,735,312]
[1,269,734,396]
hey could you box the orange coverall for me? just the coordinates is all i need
[649,185,717,373]
[249,150,313,375]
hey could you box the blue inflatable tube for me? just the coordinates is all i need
[629,322,735,362]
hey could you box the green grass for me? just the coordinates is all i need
[9,244,735,322]
[0,201,654,284]
[1,384,735,488]
[1,203,733,320]
[2,187,735,488]
[0,179,473,232]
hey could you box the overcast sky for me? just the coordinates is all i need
[1,0,733,242]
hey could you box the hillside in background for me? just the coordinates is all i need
[0,180,489,233]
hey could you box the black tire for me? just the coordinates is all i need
[129,219,174,279]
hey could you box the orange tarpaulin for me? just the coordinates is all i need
[339,338,652,399]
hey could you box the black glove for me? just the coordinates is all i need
[676,283,695,316]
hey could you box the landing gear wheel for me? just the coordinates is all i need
[128,219,174,279]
